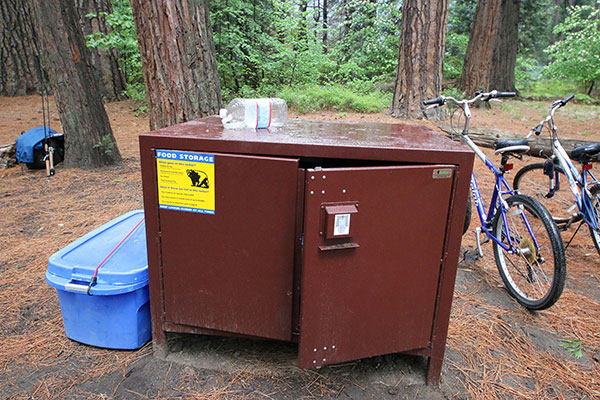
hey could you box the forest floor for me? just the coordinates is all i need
[1,95,600,399]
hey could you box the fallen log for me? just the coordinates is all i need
[438,125,600,160]
[0,143,16,168]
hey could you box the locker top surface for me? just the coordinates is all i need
[140,117,474,165]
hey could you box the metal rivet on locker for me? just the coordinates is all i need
[321,190,326,195]
[342,189,346,193]
[310,191,314,195]
[322,175,326,180]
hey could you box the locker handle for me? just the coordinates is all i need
[318,242,359,251]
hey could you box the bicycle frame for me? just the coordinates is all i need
[455,98,539,252]
[464,133,537,252]
[537,103,600,231]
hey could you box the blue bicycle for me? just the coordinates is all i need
[425,91,566,310]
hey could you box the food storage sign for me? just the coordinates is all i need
[156,150,215,215]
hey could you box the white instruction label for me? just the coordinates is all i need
[334,214,351,236]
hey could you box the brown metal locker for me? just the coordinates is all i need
[139,117,474,384]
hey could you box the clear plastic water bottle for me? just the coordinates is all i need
[219,98,288,129]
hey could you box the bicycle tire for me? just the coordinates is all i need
[588,184,600,256]
[513,162,581,227]
[463,193,472,235]
[492,194,566,310]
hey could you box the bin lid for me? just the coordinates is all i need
[47,210,148,295]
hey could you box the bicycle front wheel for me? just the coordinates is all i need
[492,194,566,310]
[513,162,581,227]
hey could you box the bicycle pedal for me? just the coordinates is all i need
[475,227,485,258]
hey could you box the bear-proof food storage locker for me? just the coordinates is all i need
[139,117,474,384]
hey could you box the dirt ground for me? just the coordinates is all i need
[1,95,600,399]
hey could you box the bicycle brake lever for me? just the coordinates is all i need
[425,104,439,110]
[490,98,502,103]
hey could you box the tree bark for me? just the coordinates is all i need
[391,0,449,120]
[76,0,126,102]
[323,0,328,52]
[130,0,222,130]
[490,0,520,92]
[0,0,41,96]
[459,0,502,95]
[29,0,121,168]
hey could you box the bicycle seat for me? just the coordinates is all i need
[493,139,530,155]
[570,143,600,162]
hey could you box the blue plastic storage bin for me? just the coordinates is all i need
[46,210,151,350]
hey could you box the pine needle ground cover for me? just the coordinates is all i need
[1,96,599,399]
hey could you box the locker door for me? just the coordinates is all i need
[298,165,456,367]
[159,152,300,341]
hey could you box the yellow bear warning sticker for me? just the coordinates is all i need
[156,150,215,214]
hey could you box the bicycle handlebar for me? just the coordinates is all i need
[533,94,575,136]
[423,90,516,107]
[481,91,516,101]
[561,94,574,106]
[495,91,516,98]
[423,96,445,106]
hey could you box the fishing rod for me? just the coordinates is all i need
[38,54,55,176]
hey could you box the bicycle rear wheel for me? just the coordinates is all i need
[513,162,581,228]
[588,184,600,255]
[492,194,566,310]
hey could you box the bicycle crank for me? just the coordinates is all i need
[475,227,490,258]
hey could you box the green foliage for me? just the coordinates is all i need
[519,0,556,63]
[85,0,145,103]
[210,0,400,99]
[331,0,401,83]
[447,0,477,36]
[277,85,391,114]
[544,5,600,93]
[93,134,116,156]
[444,32,469,80]
[442,87,464,99]
[559,338,583,359]
[515,54,542,89]
[519,79,580,99]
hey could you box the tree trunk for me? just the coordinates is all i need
[550,0,562,44]
[323,0,328,52]
[76,0,126,102]
[490,0,520,92]
[0,0,41,96]
[438,124,600,160]
[29,0,121,168]
[130,0,222,130]
[459,0,502,95]
[343,0,355,37]
[391,0,449,120]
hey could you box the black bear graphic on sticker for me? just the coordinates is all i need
[186,169,210,188]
